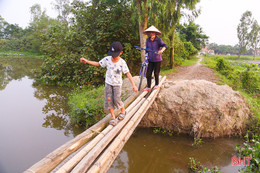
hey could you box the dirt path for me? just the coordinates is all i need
[167,56,220,83]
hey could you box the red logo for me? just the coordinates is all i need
[231,156,252,166]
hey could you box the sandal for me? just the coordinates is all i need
[143,87,151,92]
[117,112,126,121]
[109,119,116,126]
[153,85,159,90]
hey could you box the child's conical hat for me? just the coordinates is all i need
[144,25,161,35]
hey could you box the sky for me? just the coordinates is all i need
[0,0,260,46]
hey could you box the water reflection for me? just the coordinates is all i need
[0,57,84,137]
[0,57,42,90]
[32,82,84,136]
[109,128,243,173]
[0,56,85,173]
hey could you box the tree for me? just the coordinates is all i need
[29,4,58,52]
[208,43,241,55]
[52,0,72,26]
[3,24,23,39]
[156,0,200,68]
[0,16,7,39]
[248,19,260,59]
[177,22,208,50]
[40,0,140,86]
[237,11,252,59]
[131,0,149,62]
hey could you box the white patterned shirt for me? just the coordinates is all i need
[99,56,129,86]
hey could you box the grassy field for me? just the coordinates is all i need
[201,55,260,119]
[0,50,44,58]
[207,54,260,61]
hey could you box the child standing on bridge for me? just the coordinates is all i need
[80,42,138,126]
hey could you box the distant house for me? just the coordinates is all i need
[253,49,260,56]
[199,46,215,55]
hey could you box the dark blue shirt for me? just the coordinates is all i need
[146,36,167,62]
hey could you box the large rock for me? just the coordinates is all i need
[139,79,251,138]
[121,76,144,100]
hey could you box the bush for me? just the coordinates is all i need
[38,1,140,86]
[0,39,7,49]
[184,41,198,58]
[201,55,260,119]
[68,85,105,127]
[215,57,233,75]
[39,54,106,87]
[236,133,260,172]
[214,57,260,94]
[240,64,260,94]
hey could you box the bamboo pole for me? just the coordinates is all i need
[70,98,146,173]
[102,77,166,172]
[87,76,166,173]
[24,88,142,173]
[56,80,156,173]
[55,89,150,173]
[68,79,157,173]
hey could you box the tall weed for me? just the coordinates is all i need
[68,85,105,127]
[201,56,260,119]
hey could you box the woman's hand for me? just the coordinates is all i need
[158,47,166,55]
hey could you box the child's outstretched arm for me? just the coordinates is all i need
[80,58,100,66]
[126,72,138,92]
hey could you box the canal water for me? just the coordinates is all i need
[0,57,84,173]
[0,57,244,173]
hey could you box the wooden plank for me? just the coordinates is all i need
[70,98,146,173]
[23,89,142,173]
[55,89,150,173]
[87,76,166,173]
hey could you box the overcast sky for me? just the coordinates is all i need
[0,0,260,46]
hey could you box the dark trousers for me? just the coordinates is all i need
[146,61,161,88]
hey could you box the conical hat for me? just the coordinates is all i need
[144,25,161,35]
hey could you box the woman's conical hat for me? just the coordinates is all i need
[144,25,161,35]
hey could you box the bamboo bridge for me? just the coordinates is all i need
[24,76,166,173]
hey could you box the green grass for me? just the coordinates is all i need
[240,91,260,119]
[0,50,44,59]
[182,56,199,66]
[160,67,178,76]
[207,54,260,61]
[201,56,260,119]
[68,85,106,127]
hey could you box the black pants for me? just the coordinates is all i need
[146,61,161,88]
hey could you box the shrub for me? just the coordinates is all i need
[236,133,260,172]
[240,63,260,94]
[184,41,198,59]
[201,55,260,119]
[189,157,221,173]
[215,57,233,75]
[68,85,105,127]
[0,39,7,49]
[39,54,106,87]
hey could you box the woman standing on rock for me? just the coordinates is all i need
[143,25,167,91]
